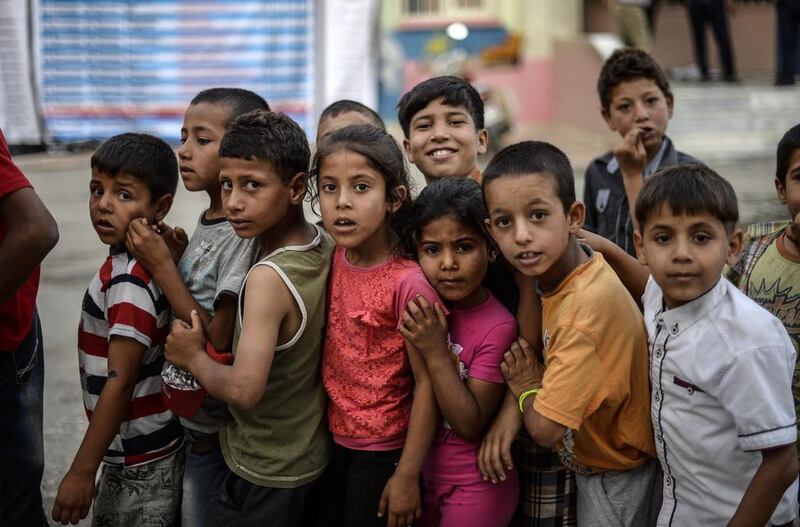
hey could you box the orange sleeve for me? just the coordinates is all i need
[533,325,607,430]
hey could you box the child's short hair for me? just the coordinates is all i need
[90,133,178,200]
[396,76,484,139]
[310,123,412,236]
[406,176,491,253]
[597,49,672,112]
[635,164,739,232]
[319,100,385,131]
[482,141,575,213]
[219,110,310,183]
[190,88,270,127]
[777,123,800,185]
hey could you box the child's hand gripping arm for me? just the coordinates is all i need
[51,337,146,525]
[127,219,237,352]
[400,297,505,442]
[377,308,440,527]
[478,272,540,483]
[165,266,290,409]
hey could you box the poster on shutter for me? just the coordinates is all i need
[0,0,43,144]
[37,0,316,144]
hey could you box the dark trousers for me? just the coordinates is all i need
[310,444,403,527]
[776,1,800,83]
[212,470,312,527]
[688,0,736,78]
[0,312,46,527]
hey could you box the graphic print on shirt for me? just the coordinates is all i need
[443,334,467,431]
[750,278,800,348]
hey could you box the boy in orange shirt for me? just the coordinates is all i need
[482,141,659,526]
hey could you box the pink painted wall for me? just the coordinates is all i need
[403,57,556,125]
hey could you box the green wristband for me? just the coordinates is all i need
[518,388,540,413]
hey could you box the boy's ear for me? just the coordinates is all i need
[776,177,788,204]
[154,194,173,223]
[601,108,615,132]
[726,227,745,267]
[666,93,675,119]
[389,185,408,213]
[633,230,648,265]
[568,201,585,234]
[402,138,416,164]
[287,172,308,205]
[476,128,489,155]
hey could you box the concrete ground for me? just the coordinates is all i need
[16,145,784,524]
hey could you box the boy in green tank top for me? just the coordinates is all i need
[165,110,333,525]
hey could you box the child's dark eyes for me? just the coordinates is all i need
[421,245,439,256]
[654,234,671,244]
[449,119,466,126]
[244,180,261,191]
[616,103,630,112]
[179,136,188,144]
[197,137,212,146]
[117,191,133,201]
[353,183,369,193]
[414,121,432,131]
[90,187,103,197]
[220,180,232,191]
[321,183,336,193]
[456,242,473,253]
[693,233,711,243]
[646,97,660,105]
[529,210,547,221]
[493,217,511,228]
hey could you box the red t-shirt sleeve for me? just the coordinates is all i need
[0,130,31,198]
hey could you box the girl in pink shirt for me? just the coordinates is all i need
[399,177,519,527]
[312,124,440,527]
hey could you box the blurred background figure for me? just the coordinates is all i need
[609,0,653,51]
[686,0,739,82]
[776,0,800,86]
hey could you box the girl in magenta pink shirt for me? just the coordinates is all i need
[312,124,441,527]
[399,177,519,527]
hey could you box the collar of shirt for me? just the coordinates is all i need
[653,276,727,338]
[607,136,670,178]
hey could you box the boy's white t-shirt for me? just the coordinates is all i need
[643,276,798,526]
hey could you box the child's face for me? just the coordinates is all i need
[318,149,404,253]
[417,215,489,309]
[220,157,300,239]
[89,169,169,246]
[316,111,374,147]
[603,78,673,159]
[485,173,584,286]
[178,102,229,192]
[403,97,488,181]
[776,148,800,223]
[634,205,743,309]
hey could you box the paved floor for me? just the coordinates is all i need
[15,148,784,524]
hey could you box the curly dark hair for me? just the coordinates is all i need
[401,176,492,257]
[219,110,310,183]
[597,48,672,112]
[309,124,412,245]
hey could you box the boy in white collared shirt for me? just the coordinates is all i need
[585,164,799,526]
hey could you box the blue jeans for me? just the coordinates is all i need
[182,429,228,527]
[0,312,46,527]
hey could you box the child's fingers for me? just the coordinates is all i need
[377,487,388,518]
[433,302,447,327]
[500,360,510,380]
[516,337,534,359]
[500,435,515,470]
[189,310,202,331]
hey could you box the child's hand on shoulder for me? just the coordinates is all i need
[52,469,94,525]
[501,337,544,399]
[399,295,448,358]
[165,310,206,371]
[614,127,647,179]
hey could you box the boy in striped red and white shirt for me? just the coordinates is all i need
[52,134,184,526]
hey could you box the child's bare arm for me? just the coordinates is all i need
[502,338,566,448]
[400,297,505,441]
[728,444,798,527]
[377,338,438,527]
[126,220,237,351]
[165,266,291,409]
[52,336,145,525]
[578,228,649,305]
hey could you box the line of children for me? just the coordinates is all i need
[53,52,800,526]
